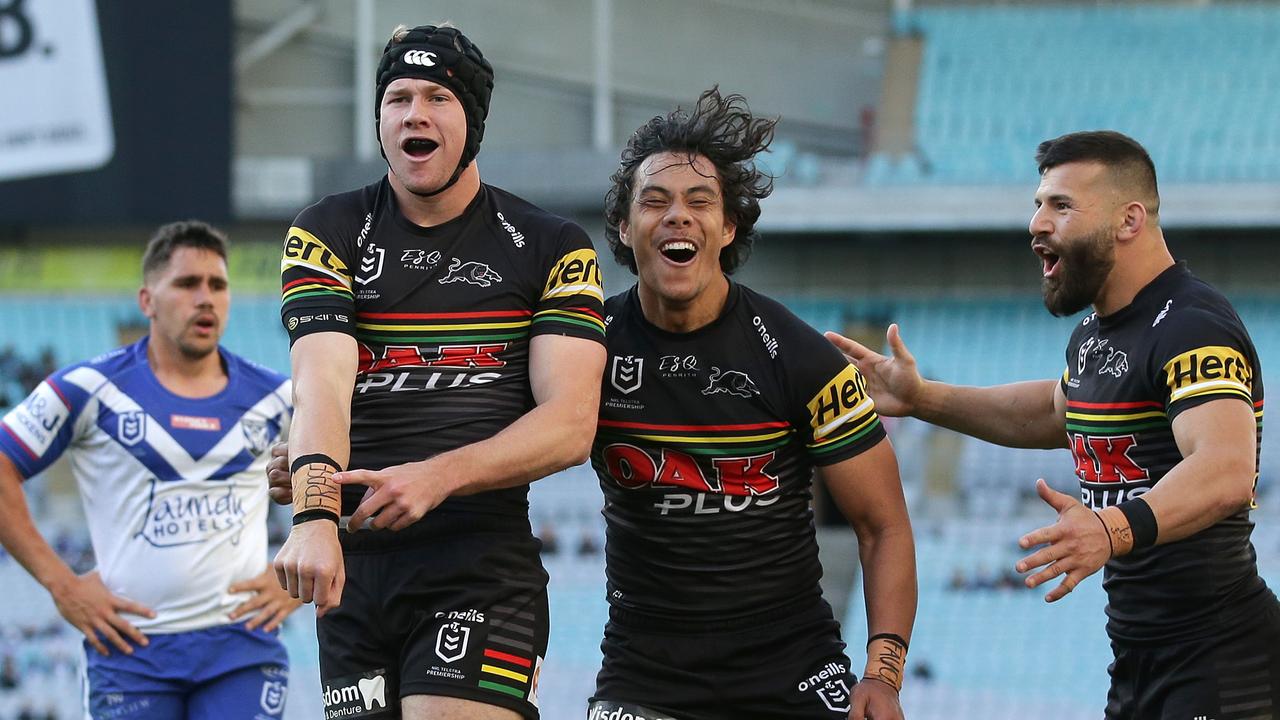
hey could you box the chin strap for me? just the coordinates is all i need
[412,160,471,198]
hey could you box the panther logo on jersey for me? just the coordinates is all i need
[702,367,759,398]
[439,258,503,287]
[1099,347,1130,378]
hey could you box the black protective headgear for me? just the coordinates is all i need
[375,25,494,196]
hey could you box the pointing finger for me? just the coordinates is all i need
[333,469,380,486]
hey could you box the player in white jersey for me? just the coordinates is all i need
[0,221,300,719]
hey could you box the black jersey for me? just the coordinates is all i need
[592,281,887,621]
[1061,262,1271,643]
[281,178,605,520]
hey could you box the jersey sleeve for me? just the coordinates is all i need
[0,369,93,479]
[783,323,887,466]
[530,221,606,343]
[1152,307,1258,421]
[280,201,358,345]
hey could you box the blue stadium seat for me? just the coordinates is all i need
[873,6,1280,186]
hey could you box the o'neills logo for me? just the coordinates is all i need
[797,661,847,692]
[322,670,389,718]
[751,315,779,358]
[797,661,851,713]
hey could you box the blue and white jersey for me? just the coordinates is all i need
[0,338,291,633]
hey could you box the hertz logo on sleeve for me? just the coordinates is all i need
[807,365,875,439]
[1163,345,1253,403]
[282,227,352,286]
[542,248,604,302]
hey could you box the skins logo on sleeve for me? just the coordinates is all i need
[542,248,604,302]
[1163,345,1253,403]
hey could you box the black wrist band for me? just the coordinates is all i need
[1116,497,1158,549]
[867,632,909,651]
[291,453,343,474]
[292,509,340,526]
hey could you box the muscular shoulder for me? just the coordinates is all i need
[734,285,837,361]
[485,185,584,243]
[59,341,148,394]
[294,181,379,229]
[287,180,382,263]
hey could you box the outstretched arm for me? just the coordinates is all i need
[826,324,1068,449]
[340,333,606,531]
[0,453,154,655]
[821,438,916,719]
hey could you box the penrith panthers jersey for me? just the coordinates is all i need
[592,281,887,621]
[281,178,605,519]
[0,339,291,632]
[1061,262,1271,643]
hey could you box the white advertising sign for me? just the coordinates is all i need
[0,0,114,181]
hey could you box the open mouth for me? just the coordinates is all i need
[402,138,439,159]
[193,316,217,333]
[659,240,697,264]
[1034,245,1061,278]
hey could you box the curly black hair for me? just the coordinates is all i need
[604,87,777,275]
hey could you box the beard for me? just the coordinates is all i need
[1041,226,1115,317]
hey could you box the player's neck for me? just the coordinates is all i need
[390,166,482,228]
[146,336,228,399]
[638,276,730,333]
[1093,233,1175,317]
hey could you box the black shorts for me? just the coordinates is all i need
[317,517,550,720]
[591,596,855,720]
[1105,601,1280,720]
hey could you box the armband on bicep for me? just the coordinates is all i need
[290,453,343,523]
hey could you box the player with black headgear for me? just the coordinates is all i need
[273,23,606,720]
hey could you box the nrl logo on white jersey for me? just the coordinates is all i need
[117,410,146,447]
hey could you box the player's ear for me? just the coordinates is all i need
[619,219,631,248]
[138,284,154,319]
[719,219,736,250]
[1117,201,1146,242]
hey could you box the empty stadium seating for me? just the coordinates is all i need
[869,5,1280,185]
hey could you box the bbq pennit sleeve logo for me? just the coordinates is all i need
[1163,345,1253,404]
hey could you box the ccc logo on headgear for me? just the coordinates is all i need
[402,50,437,67]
